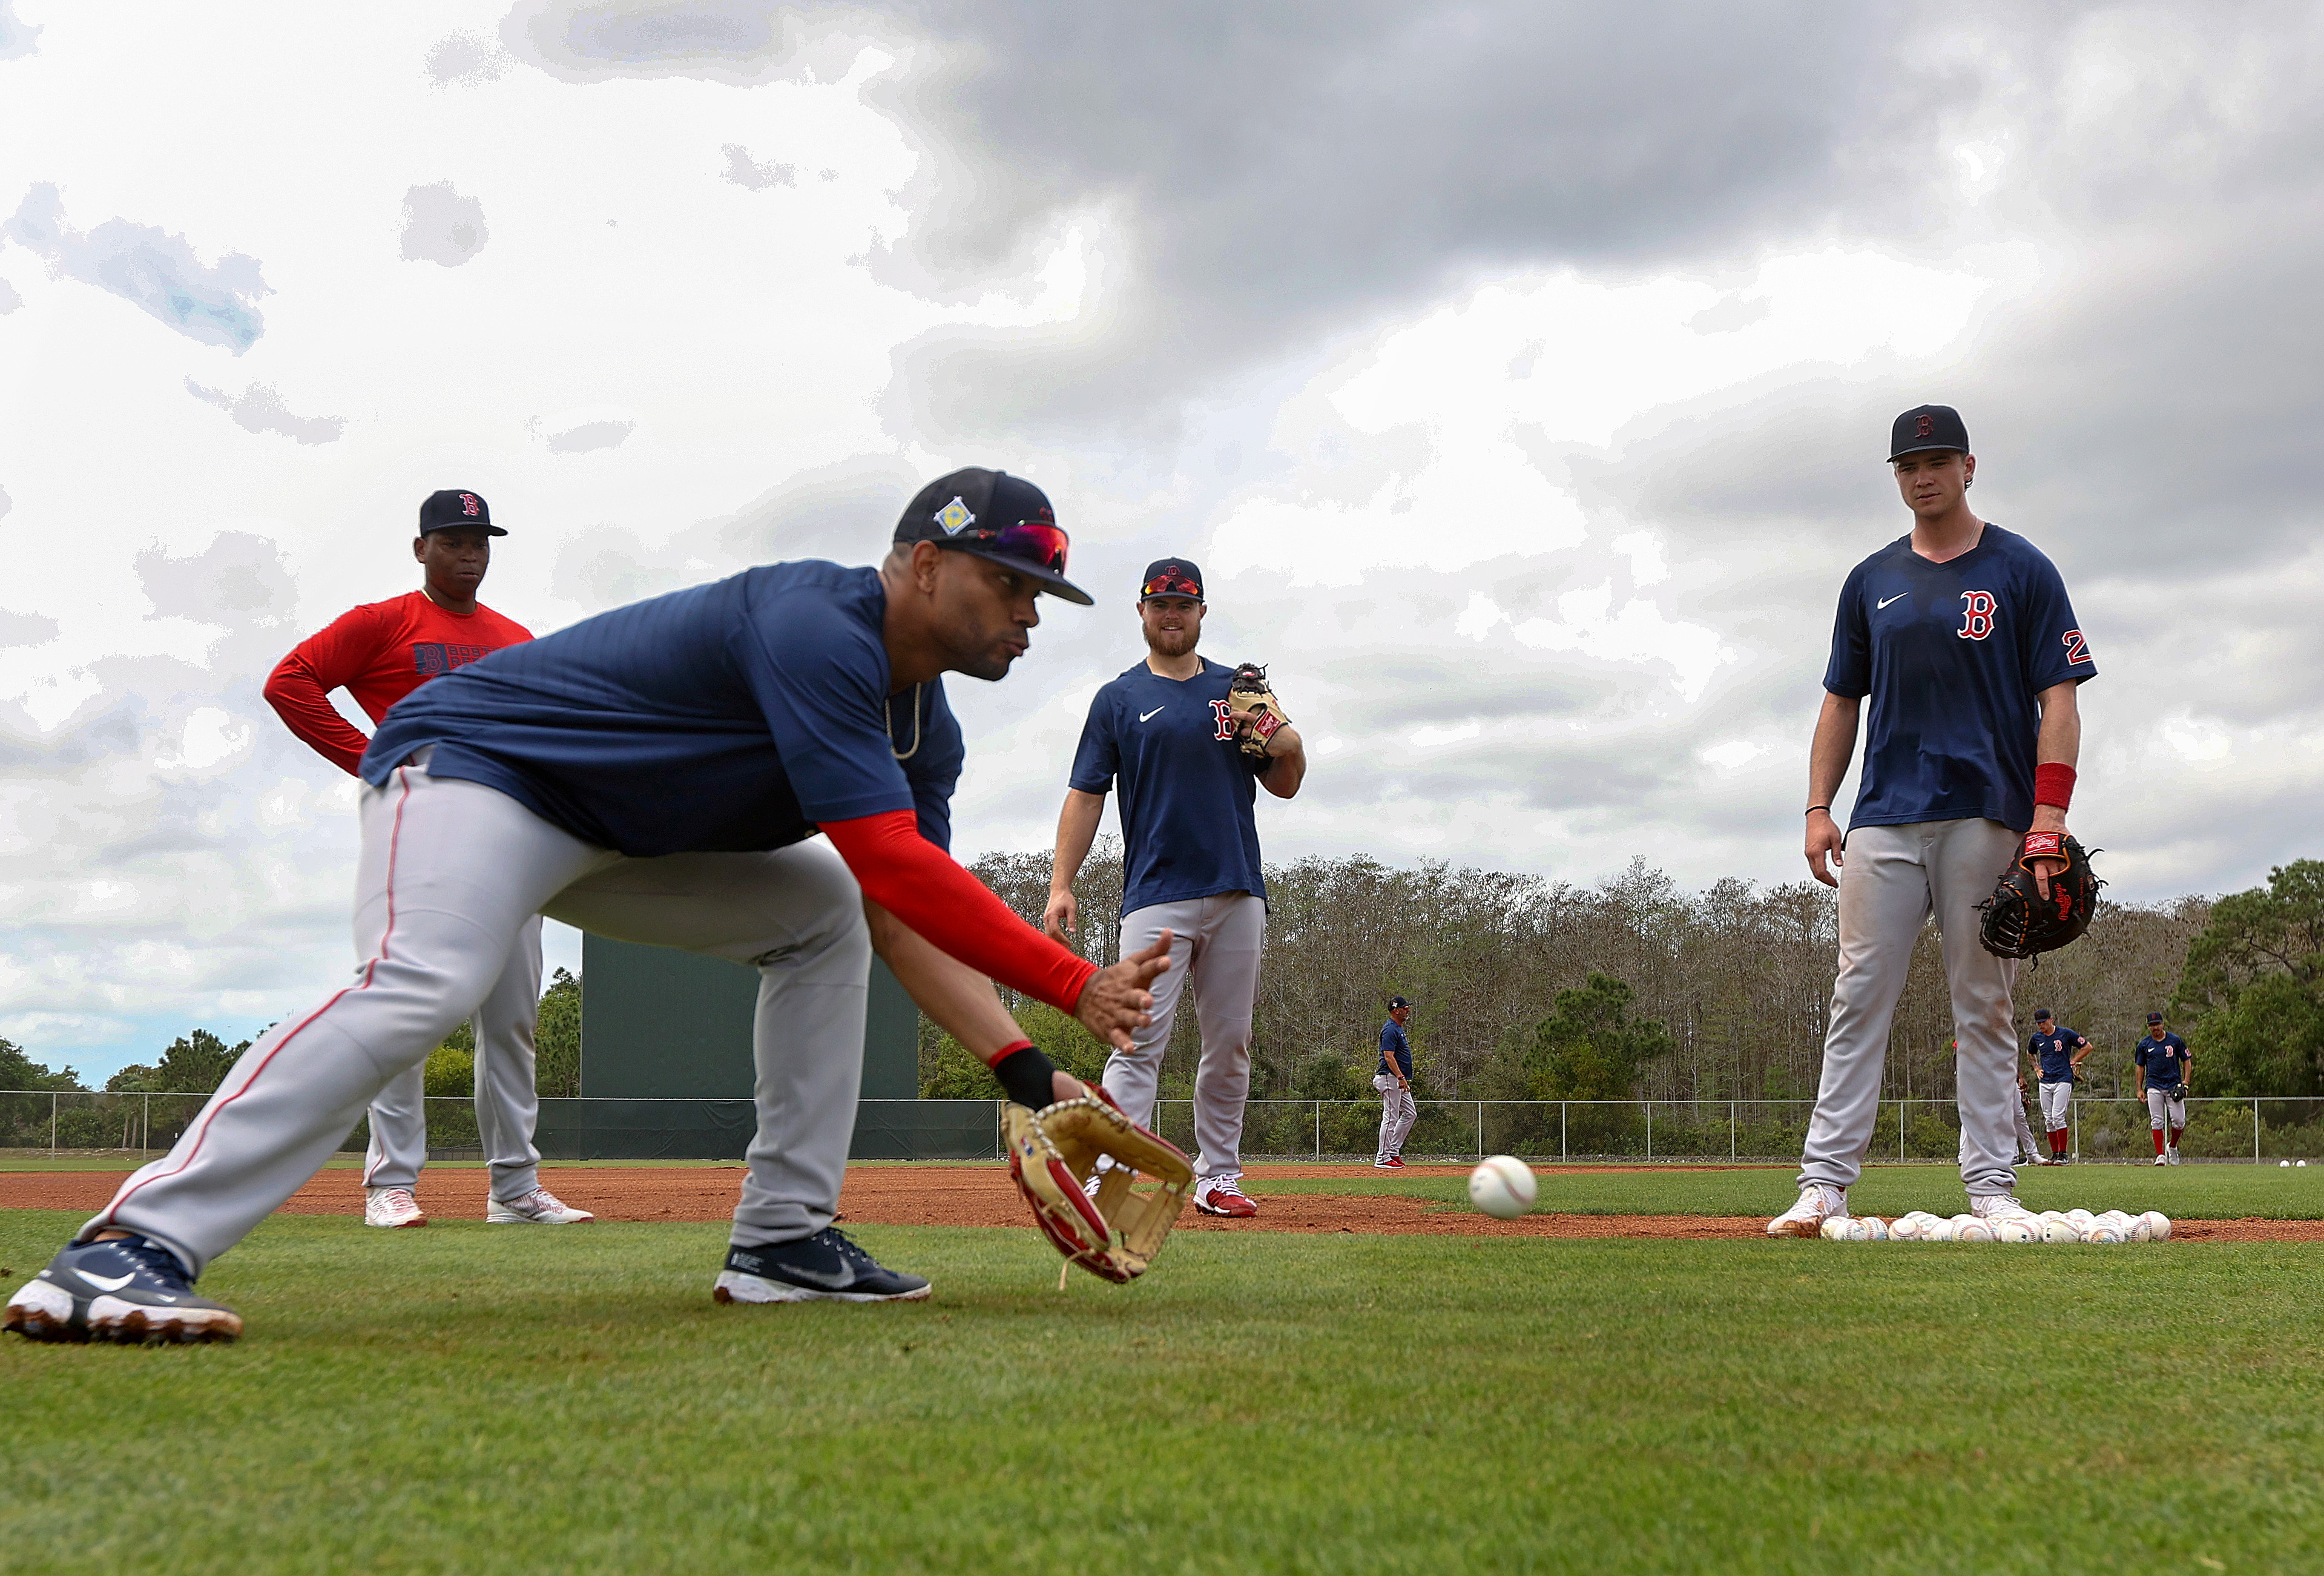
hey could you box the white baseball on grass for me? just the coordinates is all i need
[2281,1159,2293,1168]
[2066,1209,2095,1227]
[1957,1218,1996,1244]
[2083,1224,2124,1244]
[1992,1218,2036,1244]
[1862,1216,1890,1240]
[1888,1215,1925,1241]
[1467,1155,1536,1219]
[1924,1217,1958,1241]
[2041,1217,2081,1244]
[2139,1210,2172,1241]
[2124,1215,2152,1243]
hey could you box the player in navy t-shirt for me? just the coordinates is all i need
[1044,557,1308,1217]
[7,469,1174,1345]
[2135,1011,2193,1164]
[1769,405,2097,1238]
[1374,997,1417,1169]
[2025,1008,2092,1165]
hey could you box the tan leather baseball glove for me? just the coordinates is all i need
[1004,1091,1195,1285]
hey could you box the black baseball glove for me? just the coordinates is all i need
[1978,831,2103,961]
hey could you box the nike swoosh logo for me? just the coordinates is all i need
[1877,594,1909,608]
[79,1270,136,1293]
[777,1262,858,1289]
[1138,707,1165,722]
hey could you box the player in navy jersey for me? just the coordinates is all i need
[1769,405,2097,1238]
[8,468,1173,1344]
[2025,1008,2092,1165]
[2135,1011,2192,1164]
[1044,558,1308,1218]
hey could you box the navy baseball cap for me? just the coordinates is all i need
[1389,995,1413,1009]
[1140,558,1204,602]
[1889,404,1969,461]
[2033,1008,2053,1021]
[419,489,504,536]
[894,468,1091,605]
[2148,1012,2165,1024]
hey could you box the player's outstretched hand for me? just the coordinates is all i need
[1042,887,1078,945]
[1805,808,1845,888]
[1076,930,1173,1050]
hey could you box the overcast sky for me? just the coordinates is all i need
[2,2,2319,1081]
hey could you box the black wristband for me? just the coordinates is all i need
[1805,805,1831,815]
[993,1043,1059,1110]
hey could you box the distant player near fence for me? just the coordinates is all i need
[2135,1011,2191,1165]
[2026,1008,2091,1166]
[1771,404,2096,1237]
[1374,996,1417,1169]
[1044,557,1308,1219]
[262,489,590,1231]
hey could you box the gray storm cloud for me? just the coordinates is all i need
[185,380,346,446]
[1,183,266,352]
[400,182,490,268]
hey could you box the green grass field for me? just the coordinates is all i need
[7,1169,2324,1574]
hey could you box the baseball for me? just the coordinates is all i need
[2139,1210,2173,1241]
[2124,1214,2152,1243]
[1956,1217,1996,1244]
[1992,1218,2036,1244]
[2082,1224,2124,1244]
[1820,1215,1870,1241]
[1467,1155,1536,1219]
[2041,1217,2081,1244]
[1861,1216,1890,1240]
[2282,1159,2293,1167]
[2066,1209,2095,1228]
[1923,1216,1958,1241]
[1888,1214,1926,1241]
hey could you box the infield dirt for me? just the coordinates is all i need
[8,1162,2319,1240]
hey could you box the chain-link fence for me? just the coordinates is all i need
[9,1092,2322,1164]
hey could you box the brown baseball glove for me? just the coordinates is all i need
[1004,1091,1195,1285]
[1227,662,1289,760]
[1978,831,2103,961]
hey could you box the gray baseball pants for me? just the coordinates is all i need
[1799,818,2021,1198]
[361,915,545,1204]
[1374,1073,1417,1161]
[91,759,869,1275]
[2012,1087,2039,1153]
[1100,892,1264,1181]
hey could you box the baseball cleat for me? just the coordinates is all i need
[1766,1183,1845,1238]
[487,1186,594,1224]
[712,1228,931,1304]
[1383,1155,1407,1169]
[1194,1176,1259,1218]
[1969,1193,2038,1224]
[2153,1153,2170,1166]
[363,1186,427,1228]
[2168,1146,2182,1166]
[4,1234,243,1345]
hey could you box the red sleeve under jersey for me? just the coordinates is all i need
[263,604,389,776]
[819,811,1099,1038]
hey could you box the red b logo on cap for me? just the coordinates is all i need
[459,493,481,516]
[1915,414,1934,438]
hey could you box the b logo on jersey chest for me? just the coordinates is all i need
[1209,698,1235,740]
[1956,590,1997,640]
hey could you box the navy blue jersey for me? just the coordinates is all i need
[1068,657,1268,916]
[1378,1019,1412,1080]
[2136,1034,2190,1089]
[1824,524,2095,833]
[2029,1026,2087,1083]
[364,562,964,857]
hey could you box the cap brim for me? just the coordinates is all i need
[423,523,508,537]
[1886,443,1966,462]
[949,544,1094,605]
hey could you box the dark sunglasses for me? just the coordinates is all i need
[960,519,1070,578]
[1142,572,1201,599]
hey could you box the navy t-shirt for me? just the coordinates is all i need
[1824,524,2095,833]
[363,562,964,857]
[1378,1019,1412,1080]
[2029,1026,2087,1083]
[2136,1034,2190,1089]
[1068,658,1268,916]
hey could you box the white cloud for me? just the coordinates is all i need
[1,182,267,351]
[400,180,489,268]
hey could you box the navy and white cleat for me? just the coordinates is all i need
[712,1228,932,1304]
[4,1234,243,1345]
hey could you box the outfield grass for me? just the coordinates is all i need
[5,1208,2322,1574]
[1245,1162,2324,1220]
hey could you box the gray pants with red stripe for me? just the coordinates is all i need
[360,917,544,1204]
[92,760,871,1275]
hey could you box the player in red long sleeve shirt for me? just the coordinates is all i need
[263,489,591,1230]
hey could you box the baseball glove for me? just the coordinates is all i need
[1004,1092,1195,1285]
[1227,662,1289,760]
[1978,831,2104,961]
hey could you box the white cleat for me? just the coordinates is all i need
[2153,1153,2170,1166]
[2167,1147,2183,1166]
[1766,1183,1846,1238]
[363,1186,427,1228]
[487,1186,595,1225]
[1970,1193,2039,1225]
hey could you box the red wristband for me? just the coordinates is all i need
[2034,762,2075,811]
[985,1037,1035,1070]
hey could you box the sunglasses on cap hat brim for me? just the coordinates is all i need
[1142,572,1202,601]
[940,519,1093,605]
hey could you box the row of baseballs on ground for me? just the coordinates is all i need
[1820,1208,2171,1244]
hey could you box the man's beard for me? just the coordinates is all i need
[1145,622,1197,657]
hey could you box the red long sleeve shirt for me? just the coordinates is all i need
[263,592,533,775]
